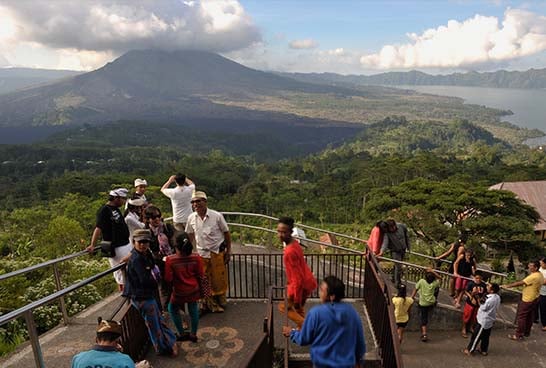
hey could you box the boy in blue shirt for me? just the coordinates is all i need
[282,275,366,368]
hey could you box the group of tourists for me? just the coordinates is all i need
[76,176,366,368]
[80,174,231,362]
[371,220,546,357]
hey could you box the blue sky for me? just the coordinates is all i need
[0,1,545,74]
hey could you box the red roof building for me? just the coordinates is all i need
[490,180,546,240]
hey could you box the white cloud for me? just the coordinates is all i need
[225,42,365,75]
[289,39,319,49]
[0,0,261,70]
[360,8,546,69]
[326,48,346,56]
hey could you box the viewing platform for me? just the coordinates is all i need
[0,213,539,368]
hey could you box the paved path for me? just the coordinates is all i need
[402,325,546,368]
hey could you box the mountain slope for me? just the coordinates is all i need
[0,49,366,128]
[281,68,546,89]
[0,68,80,95]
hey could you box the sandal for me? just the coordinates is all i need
[507,334,523,341]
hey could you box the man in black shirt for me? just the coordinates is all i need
[86,188,131,290]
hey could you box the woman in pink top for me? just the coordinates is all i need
[367,220,388,255]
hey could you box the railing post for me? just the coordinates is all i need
[24,310,45,368]
[239,215,244,245]
[53,263,69,325]
[268,218,273,247]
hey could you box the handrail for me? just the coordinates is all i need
[227,222,362,254]
[364,250,403,368]
[0,263,124,326]
[408,250,508,278]
[221,212,508,278]
[377,255,474,282]
[0,247,99,282]
[223,212,370,245]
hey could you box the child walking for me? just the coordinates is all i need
[411,267,441,342]
[392,284,413,344]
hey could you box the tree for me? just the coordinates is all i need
[362,178,540,257]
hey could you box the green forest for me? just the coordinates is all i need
[1,116,546,354]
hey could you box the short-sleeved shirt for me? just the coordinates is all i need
[161,184,195,223]
[415,279,440,307]
[522,271,544,302]
[185,209,229,258]
[96,205,130,247]
[392,296,414,323]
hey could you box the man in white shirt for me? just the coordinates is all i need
[463,283,501,356]
[185,191,231,313]
[160,173,195,231]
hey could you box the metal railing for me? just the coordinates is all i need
[408,249,508,280]
[0,263,124,368]
[109,298,150,362]
[364,252,403,368]
[226,253,365,300]
[242,286,277,368]
[221,212,508,281]
[0,248,97,326]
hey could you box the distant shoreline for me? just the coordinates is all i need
[394,85,546,146]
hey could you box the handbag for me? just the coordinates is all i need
[99,241,115,257]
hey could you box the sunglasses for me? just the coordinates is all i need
[136,239,150,244]
[146,214,161,219]
[191,199,204,204]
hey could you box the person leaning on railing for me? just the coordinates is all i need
[86,188,132,291]
[436,237,467,297]
[502,260,544,341]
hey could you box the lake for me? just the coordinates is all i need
[396,85,546,146]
